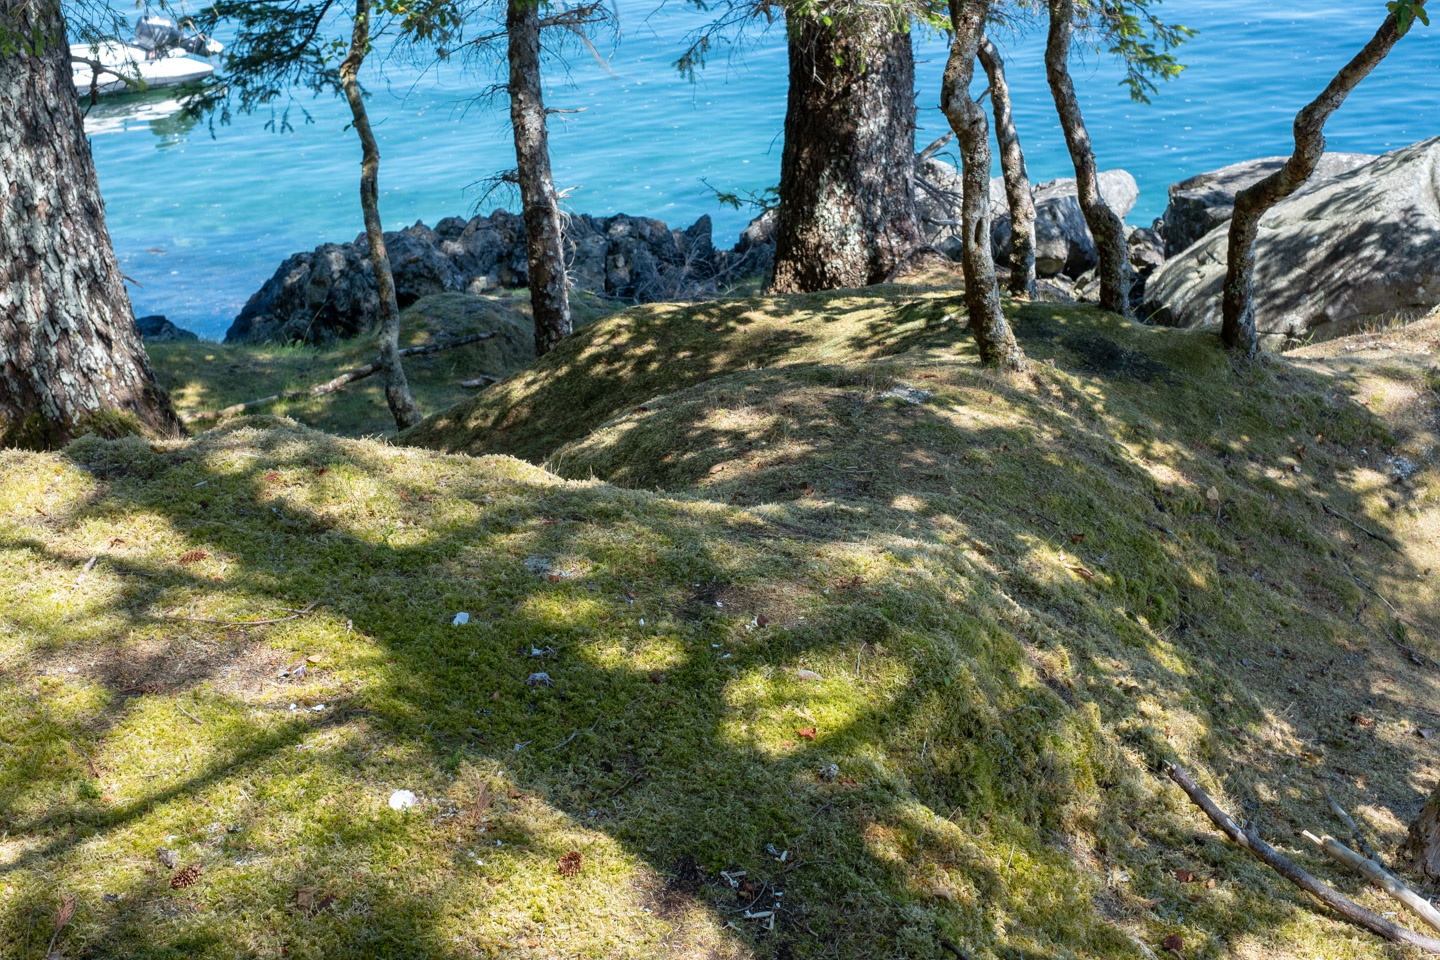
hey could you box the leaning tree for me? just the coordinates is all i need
[1044,0,1189,316]
[940,0,1025,369]
[1221,0,1428,355]
[0,0,181,448]
[191,0,456,429]
[978,33,1036,299]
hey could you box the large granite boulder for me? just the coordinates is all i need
[1160,152,1375,257]
[1143,138,1440,345]
[917,158,1139,277]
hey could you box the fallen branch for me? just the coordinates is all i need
[460,374,500,389]
[1166,763,1440,954]
[1321,501,1400,552]
[1303,831,1440,935]
[1323,786,1380,862]
[184,332,497,423]
[163,599,325,627]
[916,132,954,165]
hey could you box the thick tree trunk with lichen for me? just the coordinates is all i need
[769,12,921,293]
[1404,781,1440,889]
[508,0,571,357]
[1222,8,1409,356]
[1045,0,1129,315]
[0,0,179,448]
[338,0,422,431]
[940,0,1024,371]
[978,37,1035,300]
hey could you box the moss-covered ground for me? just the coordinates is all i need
[5,277,1440,959]
[148,290,614,439]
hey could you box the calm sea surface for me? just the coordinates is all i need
[84,1,1439,338]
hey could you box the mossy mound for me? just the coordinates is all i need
[4,287,1440,959]
[149,289,613,439]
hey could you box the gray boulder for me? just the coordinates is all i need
[1028,170,1140,277]
[1143,138,1440,345]
[1161,152,1375,257]
[135,315,198,342]
[917,158,1139,277]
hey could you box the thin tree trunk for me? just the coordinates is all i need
[940,0,1025,371]
[507,0,571,357]
[0,0,180,448]
[978,37,1036,300]
[770,11,922,293]
[1044,0,1129,315]
[338,0,423,430]
[1221,8,1410,355]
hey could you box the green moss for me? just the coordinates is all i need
[149,289,616,439]
[1,285,1436,959]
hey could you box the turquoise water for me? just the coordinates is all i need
[85,1,1439,339]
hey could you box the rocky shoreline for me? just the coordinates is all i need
[222,210,776,345]
[140,136,1440,350]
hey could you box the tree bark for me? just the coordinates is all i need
[1403,780,1440,890]
[1221,9,1410,356]
[507,0,571,357]
[940,0,1025,371]
[0,0,180,449]
[978,37,1036,300]
[338,0,423,431]
[1044,0,1129,315]
[769,11,922,293]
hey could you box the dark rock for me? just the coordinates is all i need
[135,315,197,341]
[226,243,380,344]
[231,207,769,344]
[1160,152,1375,257]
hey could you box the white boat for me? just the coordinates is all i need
[71,17,222,98]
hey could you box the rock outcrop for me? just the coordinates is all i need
[1160,152,1375,258]
[1143,138,1440,345]
[228,210,774,345]
[134,315,198,342]
[917,158,1139,278]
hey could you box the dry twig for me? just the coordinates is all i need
[163,599,325,627]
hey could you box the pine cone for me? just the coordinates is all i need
[170,864,203,889]
[557,851,582,878]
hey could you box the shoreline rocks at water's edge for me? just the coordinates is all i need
[225,210,773,345]
[220,136,1440,349]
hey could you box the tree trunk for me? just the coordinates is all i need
[978,37,1036,300]
[1221,9,1410,356]
[507,0,571,357]
[1044,0,1129,315]
[1404,781,1440,889]
[0,0,180,449]
[940,0,1025,371]
[338,0,423,431]
[769,12,922,293]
